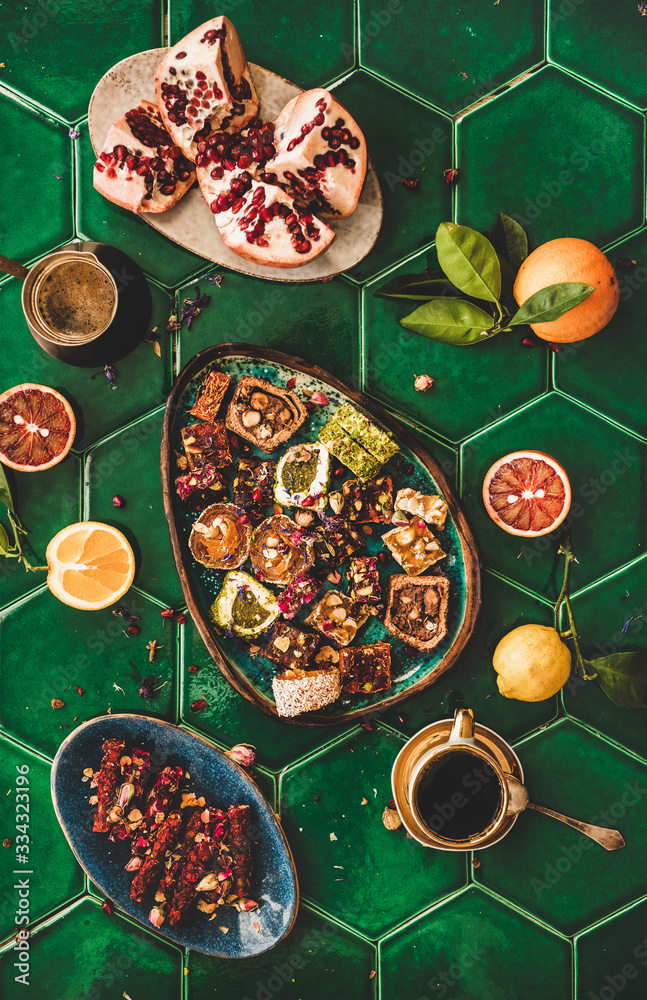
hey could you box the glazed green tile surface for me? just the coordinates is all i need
[279,728,467,938]
[549,0,647,110]
[0,1,645,996]
[382,572,558,742]
[456,66,645,251]
[379,886,572,1000]
[575,900,647,1000]
[461,393,646,599]
[0,739,83,940]
[0,897,183,998]
[175,273,360,387]
[562,557,647,760]
[0,587,177,758]
[0,1,163,121]
[0,98,72,265]
[363,249,547,443]
[187,903,376,1000]
[474,720,647,934]
[554,230,647,436]
[359,0,545,114]
[169,0,355,90]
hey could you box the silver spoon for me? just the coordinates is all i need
[506,774,625,851]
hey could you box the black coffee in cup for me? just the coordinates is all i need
[414,749,502,840]
[37,259,115,341]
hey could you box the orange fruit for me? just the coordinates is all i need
[46,522,136,610]
[513,237,619,342]
[0,383,75,472]
[482,450,571,537]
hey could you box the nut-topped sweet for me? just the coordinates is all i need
[394,488,448,529]
[305,589,370,646]
[181,421,232,470]
[381,519,446,576]
[226,376,307,453]
[188,502,251,570]
[383,575,450,651]
[250,514,314,585]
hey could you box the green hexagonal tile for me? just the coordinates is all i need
[474,719,647,934]
[0,586,177,759]
[382,571,558,742]
[181,619,352,772]
[360,0,544,115]
[554,229,647,437]
[77,129,206,288]
[0,735,84,940]
[0,96,72,265]
[362,248,548,443]
[575,900,647,1000]
[187,903,376,1000]
[169,0,356,91]
[461,393,646,599]
[0,274,173,451]
[549,0,647,111]
[562,557,647,761]
[0,0,162,122]
[84,407,184,606]
[0,896,183,997]
[279,727,467,938]
[175,273,360,388]
[379,885,572,1000]
[328,71,452,282]
[456,66,645,250]
[0,453,80,610]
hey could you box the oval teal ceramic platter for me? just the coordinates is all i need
[51,714,298,957]
[162,345,482,726]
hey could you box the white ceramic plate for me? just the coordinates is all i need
[88,49,383,282]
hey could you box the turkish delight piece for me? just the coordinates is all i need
[189,370,231,422]
[181,421,232,470]
[381,520,446,576]
[347,556,381,604]
[333,403,399,464]
[249,514,314,585]
[395,488,448,530]
[274,442,330,509]
[339,640,392,694]
[262,622,319,670]
[318,419,383,480]
[226,376,307,453]
[383,574,450,651]
[305,589,370,646]
[341,475,393,522]
[175,463,228,511]
[233,456,276,517]
[210,570,280,637]
[313,513,364,566]
[189,501,252,570]
[277,572,322,619]
[272,666,341,717]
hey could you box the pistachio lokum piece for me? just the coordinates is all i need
[274,442,330,509]
[318,419,383,480]
[381,519,446,576]
[211,570,280,637]
[334,403,399,464]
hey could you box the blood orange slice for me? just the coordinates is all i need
[482,450,571,537]
[46,521,136,610]
[0,383,75,472]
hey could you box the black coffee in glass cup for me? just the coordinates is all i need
[13,241,152,367]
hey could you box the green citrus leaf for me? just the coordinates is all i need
[588,650,647,709]
[0,522,9,553]
[493,213,529,272]
[400,298,498,346]
[0,464,15,514]
[508,283,595,326]
[375,275,451,300]
[435,222,501,303]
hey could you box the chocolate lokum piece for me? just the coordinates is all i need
[383,575,450,651]
[226,376,307,453]
[339,641,392,694]
[305,589,370,646]
[341,475,393,523]
[277,572,322,619]
[175,463,228,511]
[272,666,341,717]
[181,421,232,470]
[249,514,314,586]
[313,513,364,566]
[233,456,276,517]
[348,556,381,604]
[381,519,446,576]
[263,622,319,671]
[189,501,252,570]
[189,370,231,422]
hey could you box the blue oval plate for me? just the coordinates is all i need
[51,714,298,957]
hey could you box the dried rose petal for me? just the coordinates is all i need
[310,390,329,405]
[188,664,201,674]
[520,337,536,348]
[191,699,207,712]
[101,900,113,916]
[149,906,165,927]
[175,612,187,625]
[414,374,434,392]
[74,686,85,696]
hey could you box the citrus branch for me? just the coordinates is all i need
[554,536,597,679]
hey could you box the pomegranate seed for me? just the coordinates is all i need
[403,178,419,189]
[378,552,388,564]
[161,609,175,619]
[95,162,105,172]
[112,494,126,508]
[196,70,206,79]
[237,514,250,524]
[191,699,207,712]
[74,686,85,696]
[520,337,536,348]
[548,343,560,353]
[127,625,140,636]
[102,901,113,916]
[301,495,316,507]
[252,488,262,502]
[188,664,200,674]
[360,722,373,732]
[286,377,297,389]
[176,612,187,625]
[350,137,360,149]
